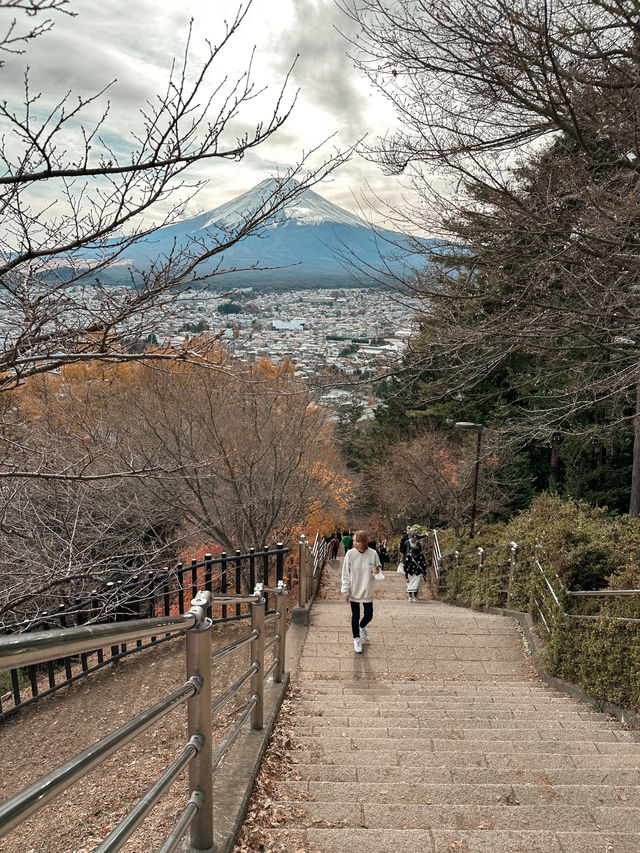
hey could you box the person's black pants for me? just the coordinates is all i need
[350,601,373,638]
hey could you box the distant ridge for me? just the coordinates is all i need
[112,178,433,289]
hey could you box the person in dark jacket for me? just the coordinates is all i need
[375,540,390,567]
[329,533,340,559]
[404,532,428,601]
[398,526,411,562]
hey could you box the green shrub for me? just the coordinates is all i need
[436,493,640,712]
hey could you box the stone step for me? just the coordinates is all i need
[275,780,640,807]
[265,827,640,852]
[293,718,624,734]
[302,682,556,693]
[294,747,640,770]
[276,799,640,832]
[299,696,588,709]
[300,646,526,660]
[294,733,640,753]
[292,762,640,786]
[301,679,590,709]
[299,704,606,720]
[305,631,526,644]
[301,680,553,692]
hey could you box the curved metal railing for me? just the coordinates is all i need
[436,536,640,627]
[0,581,288,853]
[0,544,288,720]
[297,534,328,611]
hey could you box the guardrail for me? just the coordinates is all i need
[437,539,520,606]
[530,548,640,629]
[0,581,288,852]
[0,545,287,720]
[437,537,639,626]
[297,533,328,611]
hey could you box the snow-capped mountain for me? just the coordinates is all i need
[117,178,431,288]
[200,178,367,229]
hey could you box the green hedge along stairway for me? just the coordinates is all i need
[247,560,640,852]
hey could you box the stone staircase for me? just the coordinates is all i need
[263,566,640,852]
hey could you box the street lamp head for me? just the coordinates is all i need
[454,421,483,430]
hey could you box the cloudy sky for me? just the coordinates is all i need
[4,0,414,227]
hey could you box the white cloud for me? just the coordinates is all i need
[1,0,420,230]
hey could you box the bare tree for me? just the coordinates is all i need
[0,353,353,624]
[0,0,349,391]
[114,356,353,553]
[0,2,353,621]
[366,428,508,534]
[340,0,640,513]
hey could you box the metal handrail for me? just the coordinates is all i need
[567,588,640,597]
[533,597,551,633]
[2,545,289,634]
[0,632,175,718]
[211,664,259,717]
[298,534,327,609]
[207,593,261,606]
[211,695,259,772]
[95,735,203,853]
[0,582,289,851]
[0,676,200,835]
[264,634,279,654]
[438,535,640,637]
[568,614,640,622]
[157,790,203,853]
[0,612,197,669]
[264,657,280,680]
[210,629,258,663]
[535,559,562,608]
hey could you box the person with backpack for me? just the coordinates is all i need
[404,531,428,602]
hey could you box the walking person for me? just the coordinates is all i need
[342,530,353,552]
[404,532,428,602]
[329,533,340,559]
[341,529,382,653]
[398,526,411,564]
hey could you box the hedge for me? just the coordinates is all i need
[436,494,640,712]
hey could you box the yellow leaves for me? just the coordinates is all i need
[253,356,295,381]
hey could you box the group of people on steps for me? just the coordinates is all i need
[337,525,429,654]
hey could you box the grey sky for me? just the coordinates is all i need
[2,0,412,227]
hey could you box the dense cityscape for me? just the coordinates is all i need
[161,285,418,411]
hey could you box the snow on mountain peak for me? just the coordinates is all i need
[201,178,367,231]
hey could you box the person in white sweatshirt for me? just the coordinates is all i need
[341,529,382,653]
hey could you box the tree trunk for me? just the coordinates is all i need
[629,382,640,518]
[549,444,560,492]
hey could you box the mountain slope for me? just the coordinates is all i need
[118,178,433,289]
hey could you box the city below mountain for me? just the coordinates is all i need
[109,178,433,289]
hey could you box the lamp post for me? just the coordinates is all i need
[455,422,484,539]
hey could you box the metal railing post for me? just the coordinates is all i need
[185,591,213,851]
[477,547,484,573]
[250,584,265,730]
[276,542,285,583]
[506,542,518,607]
[298,535,307,609]
[274,581,287,683]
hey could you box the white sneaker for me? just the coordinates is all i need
[353,637,363,653]
[360,626,370,642]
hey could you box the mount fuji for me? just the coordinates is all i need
[115,178,432,289]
